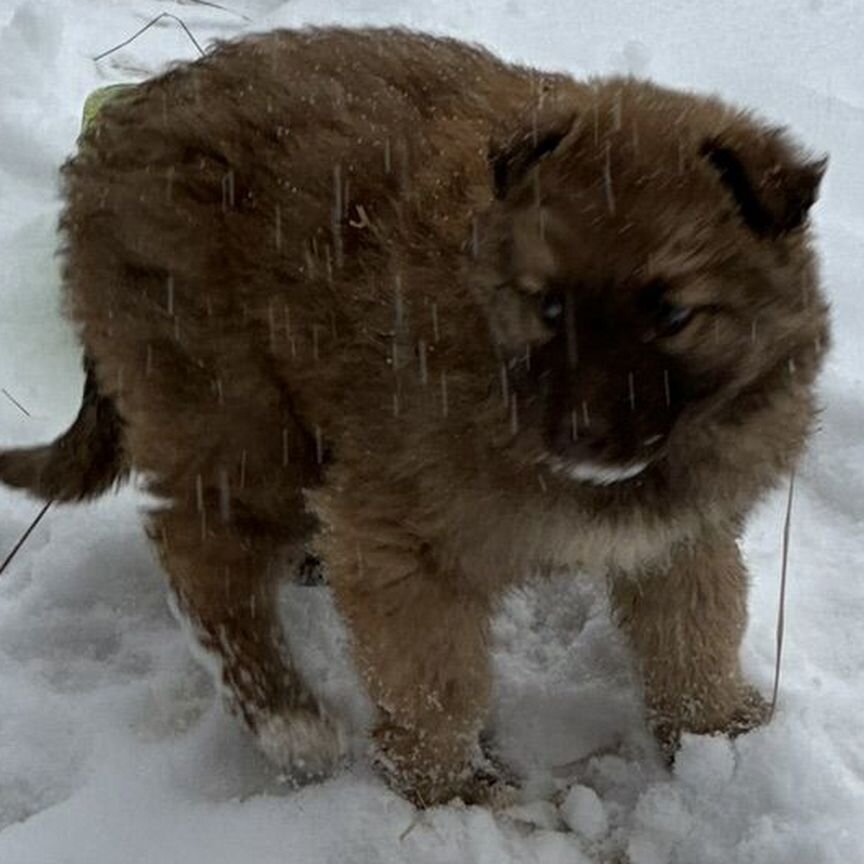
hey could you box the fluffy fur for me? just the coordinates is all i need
[0,28,829,805]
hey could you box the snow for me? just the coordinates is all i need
[560,785,608,840]
[1,0,863,861]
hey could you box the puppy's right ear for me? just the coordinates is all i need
[489,109,577,199]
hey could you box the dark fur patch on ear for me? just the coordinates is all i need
[701,142,775,236]
[489,112,575,199]
[701,137,826,238]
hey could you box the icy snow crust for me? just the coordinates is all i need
[1,1,862,862]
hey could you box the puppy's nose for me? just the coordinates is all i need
[547,411,616,461]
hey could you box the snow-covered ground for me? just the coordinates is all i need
[1,0,862,861]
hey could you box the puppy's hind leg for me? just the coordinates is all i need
[152,506,345,778]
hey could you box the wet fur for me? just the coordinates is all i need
[0,28,829,804]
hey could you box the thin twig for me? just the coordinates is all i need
[93,13,206,62]
[769,471,795,719]
[0,500,53,578]
[1,389,31,418]
[398,813,424,842]
[180,0,252,21]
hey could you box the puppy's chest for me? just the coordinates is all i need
[450,491,689,582]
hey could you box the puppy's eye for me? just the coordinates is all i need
[656,302,695,337]
[540,292,565,325]
[639,280,695,339]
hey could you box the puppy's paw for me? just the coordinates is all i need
[725,685,771,736]
[459,767,521,810]
[255,707,347,779]
[373,746,520,808]
[652,685,771,763]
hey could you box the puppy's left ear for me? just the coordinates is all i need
[489,108,578,199]
[701,130,827,238]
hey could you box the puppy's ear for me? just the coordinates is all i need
[489,109,577,199]
[701,131,827,238]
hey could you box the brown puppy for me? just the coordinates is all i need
[0,28,829,805]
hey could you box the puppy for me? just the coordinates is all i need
[0,28,829,805]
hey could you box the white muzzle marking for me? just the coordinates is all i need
[541,456,650,486]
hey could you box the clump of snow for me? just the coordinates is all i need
[503,799,562,831]
[628,784,694,864]
[1,1,863,863]
[560,784,609,841]
[674,733,736,789]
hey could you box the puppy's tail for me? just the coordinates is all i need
[0,355,128,502]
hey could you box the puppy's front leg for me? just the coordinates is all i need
[611,530,769,755]
[319,506,496,805]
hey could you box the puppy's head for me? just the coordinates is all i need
[471,79,828,486]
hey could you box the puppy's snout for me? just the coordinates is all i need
[547,410,615,461]
[546,400,670,467]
